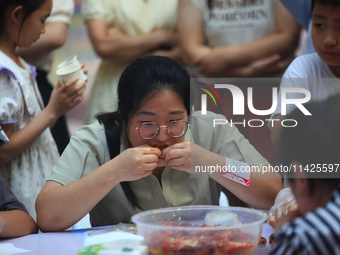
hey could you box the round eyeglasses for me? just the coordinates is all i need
[130,120,190,140]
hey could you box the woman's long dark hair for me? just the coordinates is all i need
[0,0,47,37]
[97,56,190,209]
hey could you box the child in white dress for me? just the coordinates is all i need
[0,0,86,220]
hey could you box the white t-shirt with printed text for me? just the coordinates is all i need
[190,0,276,47]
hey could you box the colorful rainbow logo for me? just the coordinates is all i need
[196,82,222,106]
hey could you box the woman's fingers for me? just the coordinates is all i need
[72,94,84,105]
[139,145,161,157]
[63,77,79,89]
[167,158,186,168]
[162,143,190,170]
[62,81,85,99]
[165,151,188,168]
[55,81,63,90]
[143,154,159,163]
[140,169,155,178]
[69,84,86,101]
[80,63,88,75]
[164,149,183,162]
[161,142,186,154]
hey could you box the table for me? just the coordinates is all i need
[0,224,274,255]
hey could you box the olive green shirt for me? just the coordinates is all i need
[48,111,268,226]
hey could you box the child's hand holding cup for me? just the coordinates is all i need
[56,56,88,85]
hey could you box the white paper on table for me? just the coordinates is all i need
[83,231,143,247]
[0,243,30,255]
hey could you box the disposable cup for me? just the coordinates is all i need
[56,65,86,85]
[56,55,87,82]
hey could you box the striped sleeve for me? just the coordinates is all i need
[270,222,301,255]
[270,186,340,255]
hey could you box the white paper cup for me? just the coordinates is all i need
[58,55,83,68]
[56,56,87,82]
[56,65,86,85]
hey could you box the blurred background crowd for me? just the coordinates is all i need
[56,0,307,136]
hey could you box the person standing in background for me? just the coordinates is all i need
[280,0,315,54]
[178,0,301,78]
[178,0,300,166]
[270,0,340,147]
[82,0,184,124]
[16,0,75,155]
[0,0,86,220]
[178,0,301,205]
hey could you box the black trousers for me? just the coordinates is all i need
[36,70,70,155]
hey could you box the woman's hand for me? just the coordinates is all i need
[149,31,186,63]
[112,145,161,182]
[111,27,181,61]
[46,78,86,119]
[153,30,179,47]
[161,142,212,173]
[161,142,190,172]
[80,63,88,77]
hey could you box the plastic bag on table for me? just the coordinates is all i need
[268,187,298,227]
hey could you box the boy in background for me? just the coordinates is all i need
[270,0,340,146]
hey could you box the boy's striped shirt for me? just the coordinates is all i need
[270,184,340,255]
